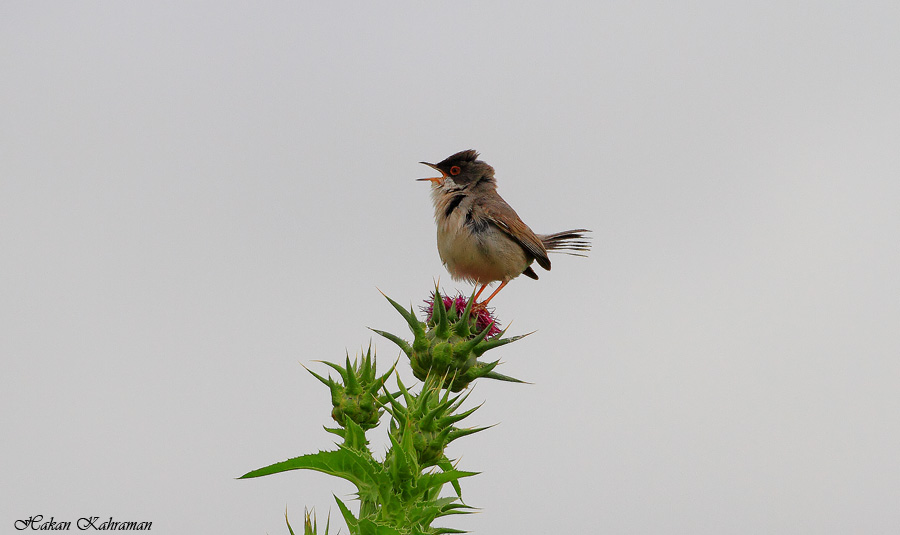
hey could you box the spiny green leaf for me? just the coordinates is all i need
[379,291,425,338]
[395,373,415,408]
[318,360,350,384]
[416,468,479,493]
[368,360,399,396]
[369,328,413,357]
[239,448,382,492]
[341,418,370,451]
[440,401,482,427]
[447,425,493,443]
[303,364,335,388]
[470,359,500,378]
[433,288,451,339]
[371,523,402,535]
[345,354,361,393]
[481,369,529,384]
[386,432,413,488]
[436,457,464,498]
[452,290,477,338]
[333,495,358,531]
[433,528,470,534]
[439,503,478,514]
[471,332,531,357]
[452,321,495,357]
[430,497,460,509]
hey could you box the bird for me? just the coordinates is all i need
[418,149,590,306]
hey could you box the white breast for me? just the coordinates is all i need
[431,190,530,284]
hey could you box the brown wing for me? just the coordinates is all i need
[482,198,551,271]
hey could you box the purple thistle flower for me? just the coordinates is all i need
[422,292,502,339]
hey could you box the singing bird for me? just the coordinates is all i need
[418,149,590,305]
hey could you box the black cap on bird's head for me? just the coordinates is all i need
[418,149,495,186]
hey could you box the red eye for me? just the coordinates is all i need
[450,166,461,176]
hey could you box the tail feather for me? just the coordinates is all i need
[540,229,592,257]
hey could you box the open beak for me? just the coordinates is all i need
[417,162,446,184]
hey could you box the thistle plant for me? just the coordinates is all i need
[240,289,527,534]
[372,289,528,392]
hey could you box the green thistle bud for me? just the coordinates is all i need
[371,289,528,392]
[384,374,489,468]
[305,344,395,432]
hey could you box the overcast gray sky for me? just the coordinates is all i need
[2,2,899,533]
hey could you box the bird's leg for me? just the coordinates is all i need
[480,280,509,307]
[472,284,488,303]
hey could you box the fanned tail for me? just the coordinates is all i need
[540,229,592,257]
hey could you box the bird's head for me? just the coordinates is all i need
[418,149,495,189]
